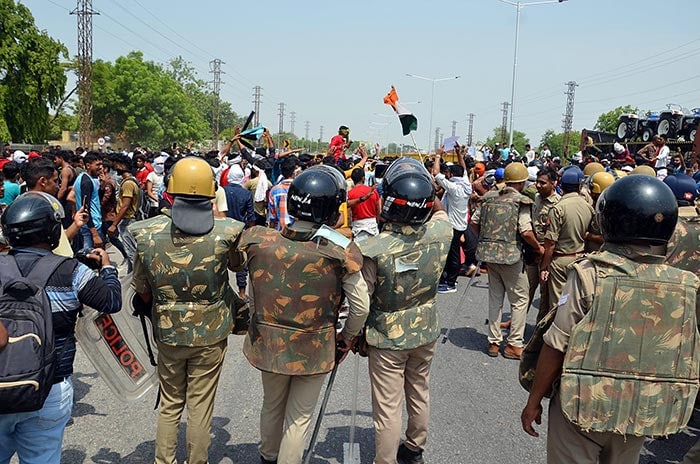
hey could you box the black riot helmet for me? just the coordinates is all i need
[381,157,435,225]
[287,164,347,226]
[597,175,678,245]
[1,192,65,249]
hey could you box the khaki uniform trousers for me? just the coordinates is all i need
[486,261,529,347]
[548,393,645,464]
[155,338,228,464]
[368,341,437,464]
[525,263,551,323]
[546,255,579,309]
[259,371,326,464]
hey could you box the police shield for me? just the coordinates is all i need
[75,278,158,402]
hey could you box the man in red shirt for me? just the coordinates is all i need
[347,167,381,241]
[329,125,350,164]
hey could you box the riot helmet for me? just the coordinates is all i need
[597,175,677,245]
[663,173,698,206]
[504,162,528,183]
[1,192,64,249]
[287,165,346,226]
[381,157,435,225]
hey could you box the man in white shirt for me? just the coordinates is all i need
[431,148,472,293]
[525,144,536,164]
[653,136,670,169]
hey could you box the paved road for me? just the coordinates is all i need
[37,265,698,464]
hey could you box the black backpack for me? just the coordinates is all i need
[0,253,67,413]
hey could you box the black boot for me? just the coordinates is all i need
[397,443,425,464]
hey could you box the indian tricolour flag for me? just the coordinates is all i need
[383,86,418,136]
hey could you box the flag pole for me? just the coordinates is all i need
[409,132,424,163]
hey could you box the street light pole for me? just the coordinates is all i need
[405,74,460,154]
[497,0,567,148]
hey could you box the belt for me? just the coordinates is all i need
[553,252,583,258]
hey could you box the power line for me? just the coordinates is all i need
[252,86,262,127]
[467,113,475,147]
[71,0,98,148]
[209,59,224,144]
[562,81,578,157]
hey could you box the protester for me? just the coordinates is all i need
[0,193,121,464]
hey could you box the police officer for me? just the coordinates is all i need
[521,168,561,323]
[359,158,452,464]
[471,162,543,359]
[663,173,700,464]
[130,157,246,464]
[521,175,699,464]
[539,167,594,310]
[239,164,369,464]
[583,171,615,253]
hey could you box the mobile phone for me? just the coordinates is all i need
[82,195,88,208]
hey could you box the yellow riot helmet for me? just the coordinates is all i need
[583,162,604,177]
[166,156,216,198]
[504,162,529,183]
[590,172,615,194]
[630,165,656,177]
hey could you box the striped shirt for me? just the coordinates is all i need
[11,248,122,382]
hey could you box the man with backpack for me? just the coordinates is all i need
[0,193,122,464]
[107,154,142,272]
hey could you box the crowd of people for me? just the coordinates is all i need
[0,122,699,464]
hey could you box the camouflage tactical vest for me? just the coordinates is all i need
[360,216,451,350]
[560,246,700,437]
[240,225,363,375]
[130,214,244,347]
[476,188,532,265]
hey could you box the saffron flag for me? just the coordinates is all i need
[383,86,418,136]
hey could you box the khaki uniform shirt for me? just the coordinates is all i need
[544,192,594,255]
[532,192,561,244]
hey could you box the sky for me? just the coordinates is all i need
[24,0,700,151]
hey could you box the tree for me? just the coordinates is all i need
[593,105,638,133]
[484,127,529,155]
[539,129,581,159]
[92,52,209,147]
[0,1,68,142]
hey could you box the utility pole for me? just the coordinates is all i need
[434,127,441,151]
[209,58,224,147]
[252,86,262,126]
[501,102,510,145]
[290,111,296,136]
[304,120,310,151]
[277,102,285,148]
[467,113,475,146]
[562,80,579,158]
[451,120,457,137]
[319,125,324,152]
[71,0,98,149]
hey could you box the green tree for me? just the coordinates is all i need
[0,1,68,142]
[593,105,638,133]
[92,52,209,147]
[539,129,581,159]
[484,127,529,155]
